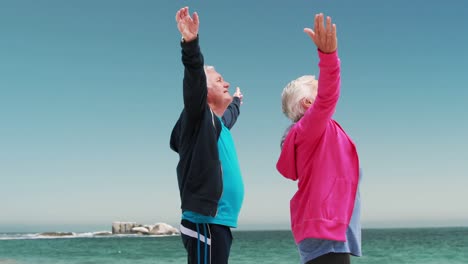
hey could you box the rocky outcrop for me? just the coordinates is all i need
[112,222,137,234]
[112,222,179,235]
[131,226,150,235]
[149,223,179,235]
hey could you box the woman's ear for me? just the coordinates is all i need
[300,98,313,110]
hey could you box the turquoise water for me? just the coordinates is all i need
[0,228,467,263]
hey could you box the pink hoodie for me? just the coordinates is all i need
[276,50,360,244]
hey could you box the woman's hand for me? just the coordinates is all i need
[304,13,337,54]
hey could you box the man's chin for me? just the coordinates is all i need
[222,96,233,108]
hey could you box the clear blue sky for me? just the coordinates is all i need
[1,0,467,232]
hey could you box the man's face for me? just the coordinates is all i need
[206,68,232,106]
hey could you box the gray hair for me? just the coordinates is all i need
[204,65,215,72]
[281,75,318,122]
[204,65,215,90]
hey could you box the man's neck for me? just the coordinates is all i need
[209,103,227,117]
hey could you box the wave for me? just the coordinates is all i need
[0,232,178,240]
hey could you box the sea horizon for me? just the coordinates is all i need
[1,224,467,235]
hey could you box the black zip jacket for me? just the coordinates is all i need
[170,37,241,217]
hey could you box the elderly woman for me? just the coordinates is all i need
[277,13,362,264]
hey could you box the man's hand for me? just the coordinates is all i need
[304,13,337,54]
[233,87,243,104]
[175,7,199,43]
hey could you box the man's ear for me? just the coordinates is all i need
[300,98,313,110]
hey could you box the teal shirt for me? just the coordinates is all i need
[182,120,244,227]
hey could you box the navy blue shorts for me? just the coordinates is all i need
[180,219,233,264]
[305,253,350,264]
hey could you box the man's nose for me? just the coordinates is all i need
[224,82,230,88]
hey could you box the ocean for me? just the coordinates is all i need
[0,227,467,263]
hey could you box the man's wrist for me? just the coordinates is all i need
[181,35,197,43]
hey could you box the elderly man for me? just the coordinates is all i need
[170,6,245,264]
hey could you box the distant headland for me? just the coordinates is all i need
[36,222,180,238]
[111,222,179,235]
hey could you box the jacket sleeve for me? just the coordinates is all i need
[221,97,241,129]
[181,37,208,120]
[296,50,341,143]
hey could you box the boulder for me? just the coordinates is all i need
[149,223,179,235]
[112,222,137,234]
[131,226,150,235]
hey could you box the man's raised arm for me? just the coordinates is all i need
[176,7,207,119]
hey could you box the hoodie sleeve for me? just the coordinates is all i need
[181,37,208,120]
[221,97,241,129]
[296,50,340,144]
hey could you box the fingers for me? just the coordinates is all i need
[314,14,320,37]
[175,10,180,23]
[176,7,187,23]
[176,7,188,21]
[234,87,243,104]
[177,7,198,26]
[325,16,331,48]
[318,14,325,44]
[304,28,316,42]
[233,87,241,96]
[193,12,199,26]
[332,23,337,38]
[308,13,337,52]
[317,14,324,36]
[313,13,325,45]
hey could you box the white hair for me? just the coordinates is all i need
[204,65,215,72]
[281,75,318,122]
[203,65,215,91]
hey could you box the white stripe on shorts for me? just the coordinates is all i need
[180,224,212,246]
